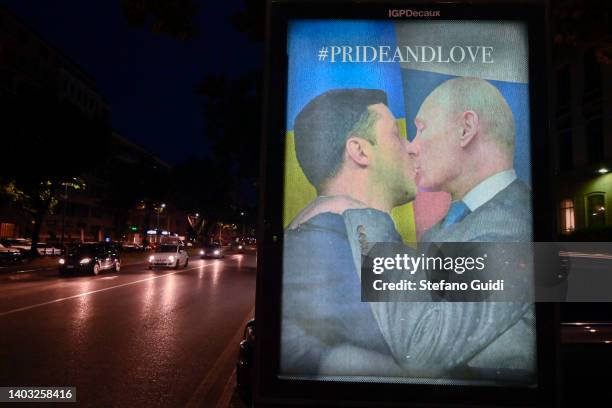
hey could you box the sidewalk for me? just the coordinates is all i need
[229,391,249,408]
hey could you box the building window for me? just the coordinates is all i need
[560,199,575,234]
[586,193,606,228]
[0,223,16,239]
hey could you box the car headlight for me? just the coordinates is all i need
[149,255,154,262]
[80,257,91,264]
[214,250,220,255]
[59,258,65,265]
[238,245,243,250]
[199,250,205,255]
[168,256,175,262]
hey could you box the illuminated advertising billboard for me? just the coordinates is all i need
[256,1,556,406]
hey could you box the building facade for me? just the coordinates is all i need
[0,7,188,244]
[552,0,612,237]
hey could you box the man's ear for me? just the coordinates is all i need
[345,136,370,167]
[459,110,479,148]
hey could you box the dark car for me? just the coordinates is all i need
[120,242,144,252]
[236,319,255,404]
[199,243,224,259]
[0,243,23,264]
[59,243,121,275]
[231,241,245,253]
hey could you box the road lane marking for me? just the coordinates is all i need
[0,260,236,317]
[15,269,40,274]
[186,307,255,408]
[216,368,237,408]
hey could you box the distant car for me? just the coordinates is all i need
[0,243,22,262]
[36,243,62,256]
[121,242,144,252]
[148,244,189,269]
[200,243,224,259]
[59,243,121,275]
[231,242,245,253]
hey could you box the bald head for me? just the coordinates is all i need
[409,78,517,198]
[421,77,515,157]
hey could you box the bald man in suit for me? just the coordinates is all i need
[406,77,535,376]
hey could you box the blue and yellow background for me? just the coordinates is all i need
[284,20,531,242]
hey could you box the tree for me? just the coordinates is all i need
[195,69,262,209]
[1,178,85,256]
[187,213,206,241]
[120,0,199,40]
[230,0,265,42]
[172,157,234,221]
[552,0,612,64]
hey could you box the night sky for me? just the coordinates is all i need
[1,0,263,164]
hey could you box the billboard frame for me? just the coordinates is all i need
[255,1,559,406]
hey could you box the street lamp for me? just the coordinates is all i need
[155,203,166,229]
[60,178,79,247]
[60,182,68,247]
[240,211,246,239]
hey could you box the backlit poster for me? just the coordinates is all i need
[280,19,536,386]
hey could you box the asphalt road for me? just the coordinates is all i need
[0,250,256,407]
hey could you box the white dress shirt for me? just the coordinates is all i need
[462,169,517,211]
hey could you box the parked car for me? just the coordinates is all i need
[1,238,31,253]
[236,319,255,404]
[36,243,62,256]
[59,243,121,275]
[148,244,189,269]
[121,242,144,252]
[199,243,224,259]
[0,243,22,263]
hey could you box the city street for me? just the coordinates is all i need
[0,250,256,407]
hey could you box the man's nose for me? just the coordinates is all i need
[406,136,419,156]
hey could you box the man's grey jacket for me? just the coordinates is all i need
[418,179,536,377]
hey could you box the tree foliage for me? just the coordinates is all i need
[553,0,612,64]
[120,0,199,40]
[230,0,265,42]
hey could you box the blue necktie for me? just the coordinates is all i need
[442,201,471,229]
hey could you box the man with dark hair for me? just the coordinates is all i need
[293,88,387,191]
[281,88,416,376]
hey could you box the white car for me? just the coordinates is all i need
[36,243,62,255]
[1,238,31,252]
[148,244,189,269]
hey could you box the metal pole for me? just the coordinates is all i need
[60,183,68,247]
